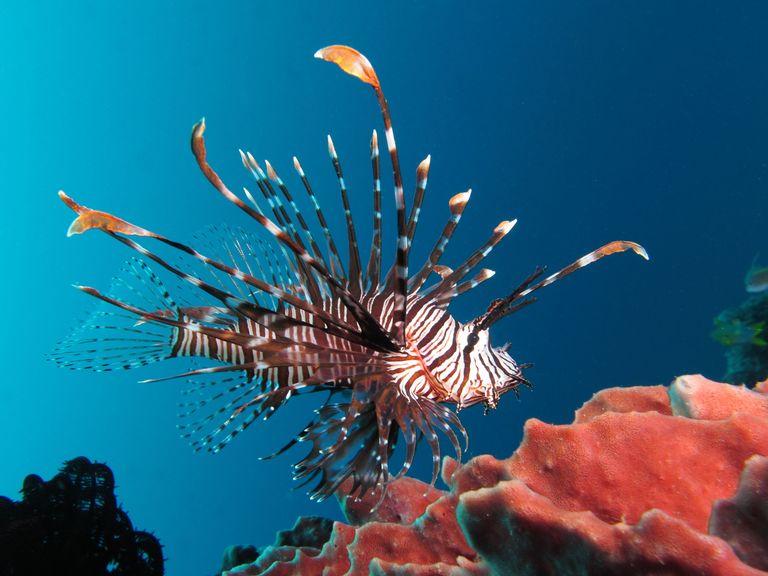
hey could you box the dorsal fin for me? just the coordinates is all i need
[409,190,472,292]
[327,135,363,297]
[316,45,409,347]
[190,120,397,351]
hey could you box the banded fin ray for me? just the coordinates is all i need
[292,156,347,281]
[327,135,363,298]
[384,154,431,291]
[262,158,332,301]
[408,191,472,293]
[365,129,382,294]
[427,219,516,299]
[240,153,323,304]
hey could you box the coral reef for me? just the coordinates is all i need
[709,455,768,571]
[225,375,768,576]
[0,456,164,576]
[274,516,334,549]
[713,292,768,385]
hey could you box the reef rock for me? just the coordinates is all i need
[226,375,768,576]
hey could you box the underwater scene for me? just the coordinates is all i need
[2,1,767,574]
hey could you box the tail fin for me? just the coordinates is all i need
[50,258,177,372]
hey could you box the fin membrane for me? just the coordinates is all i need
[50,257,176,372]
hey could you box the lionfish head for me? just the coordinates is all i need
[448,319,527,410]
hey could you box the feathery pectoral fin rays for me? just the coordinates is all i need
[49,257,177,372]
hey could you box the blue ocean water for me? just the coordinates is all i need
[2,1,766,574]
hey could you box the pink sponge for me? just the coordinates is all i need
[227,376,768,575]
[710,455,768,571]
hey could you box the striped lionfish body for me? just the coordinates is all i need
[52,46,648,501]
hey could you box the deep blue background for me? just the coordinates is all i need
[2,2,766,574]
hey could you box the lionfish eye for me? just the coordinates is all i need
[467,333,480,347]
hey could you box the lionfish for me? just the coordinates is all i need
[52,46,648,501]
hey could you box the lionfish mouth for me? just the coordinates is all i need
[52,45,648,502]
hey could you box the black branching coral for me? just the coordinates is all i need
[0,457,164,576]
[52,45,648,502]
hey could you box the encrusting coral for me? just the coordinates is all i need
[224,375,768,576]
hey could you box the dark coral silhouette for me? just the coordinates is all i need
[0,456,163,576]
